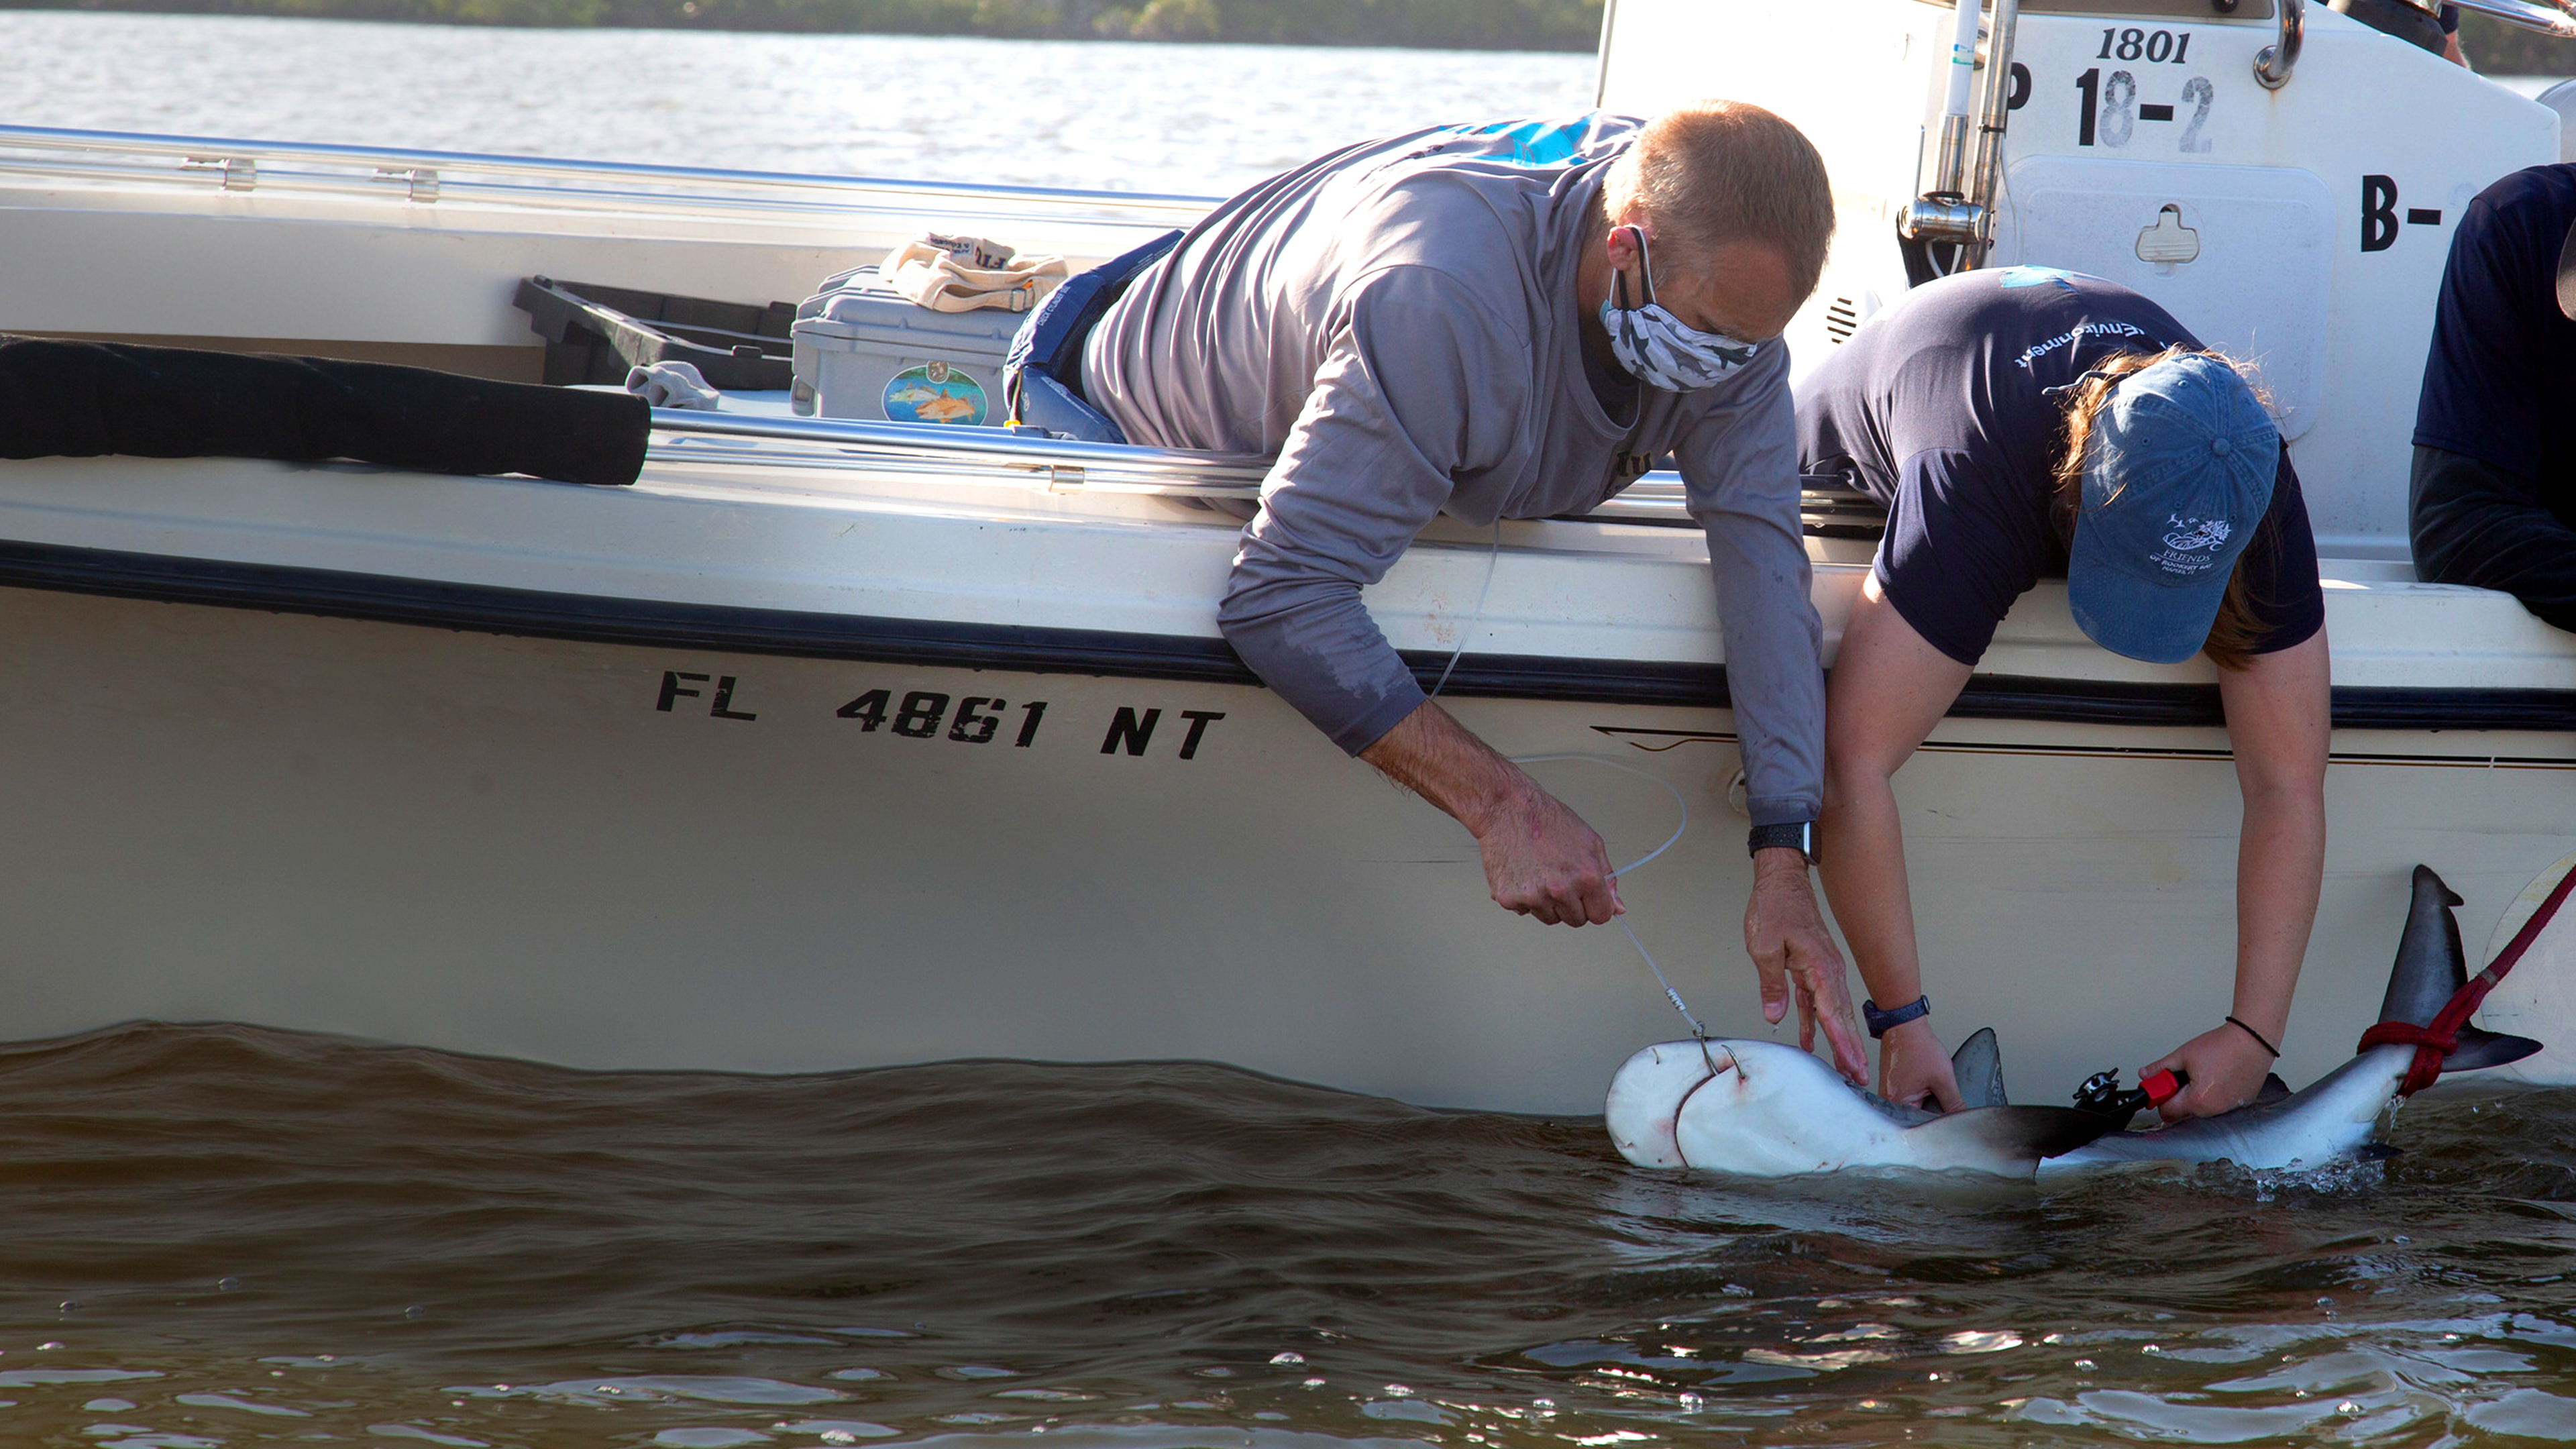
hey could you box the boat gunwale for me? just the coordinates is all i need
[0,533,2563,740]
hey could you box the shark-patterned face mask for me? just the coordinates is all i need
[1598,225,1762,392]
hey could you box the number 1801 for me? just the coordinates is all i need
[2096,26,2192,62]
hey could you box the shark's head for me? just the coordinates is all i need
[1603,1039,1874,1174]
[1605,1038,1731,1169]
[2378,865,2543,1077]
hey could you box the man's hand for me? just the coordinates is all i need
[1876,1016,1965,1111]
[2144,1024,2277,1123]
[1746,849,1868,1085]
[1477,786,1623,926]
[1358,700,1620,927]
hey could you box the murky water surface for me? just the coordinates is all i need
[1,1024,2573,1446]
[0,13,1594,193]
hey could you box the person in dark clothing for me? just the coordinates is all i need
[1798,267,2330,1126]
[2409,164,2576,631]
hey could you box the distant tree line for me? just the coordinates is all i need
[21,0,1606,47]
[2459,11,2576,76]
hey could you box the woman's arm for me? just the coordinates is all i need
[1818,574,1975,1109]
[2145,629,2331,1120]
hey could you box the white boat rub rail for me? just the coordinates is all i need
[0,517,2558,739]
[0,122,1220,232]
[0,441,2557,735]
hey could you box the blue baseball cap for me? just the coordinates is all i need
[2065,353,2279,664]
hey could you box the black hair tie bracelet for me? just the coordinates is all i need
[2225,1015,2281,1059]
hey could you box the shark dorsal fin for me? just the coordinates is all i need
[1950,1027,2010,1108]
[2255,1073,2290,1105]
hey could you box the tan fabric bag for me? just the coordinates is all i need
[883,232,1071,314]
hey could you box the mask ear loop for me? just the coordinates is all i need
[1612,223,1656,311]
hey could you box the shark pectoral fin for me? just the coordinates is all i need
[2444,1026,2544,1073]
[2255,1073,2292,1105]
[1902,1105,2125,1171]
[1950,1028,2010,1108]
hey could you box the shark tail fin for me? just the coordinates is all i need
[1904,1105,2125,1173]
[1949,1028,2010,1108]
[2380,865,2471,1028]
[2370,864,2547,1080]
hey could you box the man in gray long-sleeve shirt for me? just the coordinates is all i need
[1082,103,1866,1080]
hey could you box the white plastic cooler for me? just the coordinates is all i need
[789,265,1023,427]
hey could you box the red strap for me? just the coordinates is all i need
[2360,864,2576,1096]
[2355,1019,2457,1097]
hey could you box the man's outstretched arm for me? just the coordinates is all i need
[1216,268,1623,927]
[1360,701,1623,927]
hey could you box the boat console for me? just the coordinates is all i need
[1600,0,2565,550]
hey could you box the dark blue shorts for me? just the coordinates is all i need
[1002,229,1181,443]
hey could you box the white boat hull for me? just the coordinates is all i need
[0,557,2567,1114]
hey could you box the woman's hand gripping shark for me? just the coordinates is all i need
[1604,866,2542,1179]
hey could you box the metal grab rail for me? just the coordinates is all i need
[1896,0,2023,272]
[2255,0,2304,89]
[649,409,1272,486]
[645,411,1887,535]
[1964,0,2022,269]
[0,122,1219,227]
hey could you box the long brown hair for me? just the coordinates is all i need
[2049,347,2269,672]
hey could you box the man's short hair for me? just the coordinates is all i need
[1604,100,1835,303]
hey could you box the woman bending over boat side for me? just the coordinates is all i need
[1796,267,2331,1123]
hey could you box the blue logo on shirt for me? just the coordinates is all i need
[1460,114,1600,167]
[1995,266,2084,289]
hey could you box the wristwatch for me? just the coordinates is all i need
[1864,994,1931,1039]
[1747,820,1818,863]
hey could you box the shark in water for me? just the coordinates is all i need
[1605,865,2543,1180]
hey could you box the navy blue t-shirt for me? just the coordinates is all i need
[2414,164,2576,494]
[1795,268,2325,667]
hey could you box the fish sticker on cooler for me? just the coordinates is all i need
[883,360,989,426]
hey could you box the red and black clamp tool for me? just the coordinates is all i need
[2072,1067,2189,1128]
